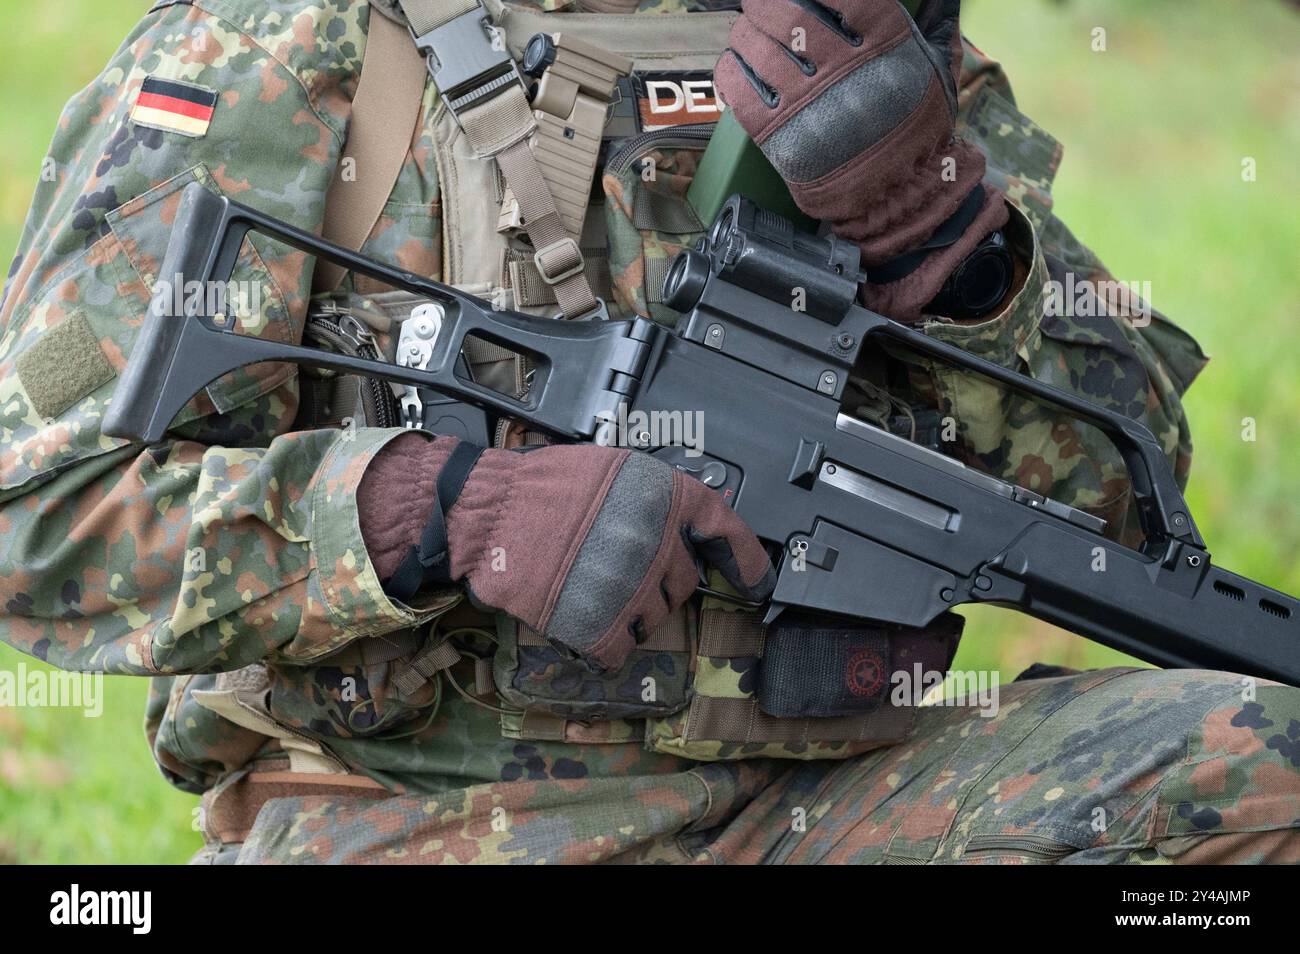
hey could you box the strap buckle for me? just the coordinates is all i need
[533,237,585,286]
[410,6,525,123]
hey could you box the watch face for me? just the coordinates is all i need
[954,239,1015,318]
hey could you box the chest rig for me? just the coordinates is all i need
[297,0,962,760]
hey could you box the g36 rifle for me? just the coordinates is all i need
[102,184,1300,685]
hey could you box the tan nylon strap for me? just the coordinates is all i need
[464,334,522,366]
[457,85,537,156]
[401,0,478,36]
[507,254,611,307]
[697,608,767,658]
[474,656,496,696]
[645,256,673,305]
[403,0,600,316]
[312,627,425,668]
[684,695,916,744]
[492,135,600,316]
[392,638,462,695]
[205,769,388,845]
[313,11,428,293]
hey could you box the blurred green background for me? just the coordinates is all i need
[0,0,1296,863]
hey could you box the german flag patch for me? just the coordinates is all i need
[131,77,218,138]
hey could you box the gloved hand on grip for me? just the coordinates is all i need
[359,435,776,671]
[714,0,1009,323]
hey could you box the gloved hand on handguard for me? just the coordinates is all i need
[359,435,776,671]
[714,0,1009,323]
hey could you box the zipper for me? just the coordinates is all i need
[604,124,716,176]
[962,833,1078,861]
[304,312,400,429]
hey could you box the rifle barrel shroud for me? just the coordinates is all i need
[102,183,1300,686]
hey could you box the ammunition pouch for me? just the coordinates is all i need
[491,593,963,761]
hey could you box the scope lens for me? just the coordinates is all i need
[661,250,709,313]
[663,254,687,301]
[709,205,735,251]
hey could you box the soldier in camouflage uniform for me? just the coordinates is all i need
[0,0,1297,864]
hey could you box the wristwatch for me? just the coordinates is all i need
[926,229,1015,322]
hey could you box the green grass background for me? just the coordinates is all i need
[0,0,1296,863]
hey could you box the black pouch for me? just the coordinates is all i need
[758,611,963,719]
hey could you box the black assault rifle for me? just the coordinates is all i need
[102,184,1300,686]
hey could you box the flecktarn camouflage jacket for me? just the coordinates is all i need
[0,0,1207,810]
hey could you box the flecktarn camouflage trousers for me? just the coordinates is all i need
[197,667,1300,864]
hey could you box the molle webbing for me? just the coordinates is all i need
[508,709,648,744]
[499,34,632,240]
[505,248,613,308]
[697,607,767,657]
[683,695,915,744]
[503,209,613,306]
[402,0,603,317]
[391,637,463,696]
[426,0,738,306]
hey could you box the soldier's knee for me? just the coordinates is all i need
[942,668,1300,863]
[1141,674,1300,862]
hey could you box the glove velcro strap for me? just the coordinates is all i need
[868,182,986,285]
[387,441,486,602]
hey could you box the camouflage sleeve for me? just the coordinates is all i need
[0,1,453,675]
[908,40,1209,541]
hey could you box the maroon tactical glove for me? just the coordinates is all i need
[714,0,1008,323]
[359,434,775,671]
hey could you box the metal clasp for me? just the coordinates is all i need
[410,6,525,123]
[396,303,445,428]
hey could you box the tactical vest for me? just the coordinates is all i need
[285,0,1206,764]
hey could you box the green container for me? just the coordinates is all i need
[686,110,816,232]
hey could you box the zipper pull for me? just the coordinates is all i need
[338,314,377,351]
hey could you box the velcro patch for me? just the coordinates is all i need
[131,77,218,138]
[635,72,722,131]
[16,312,116,421]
